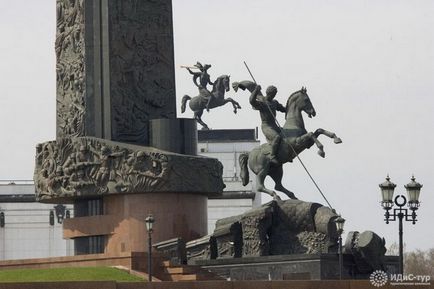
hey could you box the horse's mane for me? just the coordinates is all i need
[285,89,305,117]
[287,89,303,105]
[212,75,229,93]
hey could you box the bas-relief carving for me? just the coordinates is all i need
[240,206,273,256]
[34,137,224,201]
[109,0,176,144]
[55,0,177,143]
[213,222,242,259]
[186,235,216,262]
[209,200,337,258]
[269,201,332,255]
[344,231,387,273]
[56,0,85,138]
[188,200,387,275]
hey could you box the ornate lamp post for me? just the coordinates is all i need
[145,214,155,282]
[379,175,422,275]
[335,215,346,280]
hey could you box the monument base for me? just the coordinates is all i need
[63,193,207,255]
[193,254,400,280]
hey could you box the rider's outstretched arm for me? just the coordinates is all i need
[249,85,262,109]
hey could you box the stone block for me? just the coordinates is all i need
[34,137,224,202]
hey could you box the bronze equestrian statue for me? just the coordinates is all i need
[181,62,241,130]
[233,80,342,200]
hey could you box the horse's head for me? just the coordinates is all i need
[286,86,316,118]
[214,75,231,93]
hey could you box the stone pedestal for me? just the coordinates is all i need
[193,254,400,280]
[35,136,223,254]
[63,193,207,254]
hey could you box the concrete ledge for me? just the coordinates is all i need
[63,215,117,238]
[0,252,133,270]
[1,280,429,289]
[193,253,348,266]
[0,281,117,289]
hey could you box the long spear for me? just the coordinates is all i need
[243,61,334,210]
[180,65,198,69]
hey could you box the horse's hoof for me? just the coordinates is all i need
[334,137,342,144]
[233,110,237,114]
[318,150,325,158]
[201,126,210,130]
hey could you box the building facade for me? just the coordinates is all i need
[198,129,261,233]
[0,181,74,260]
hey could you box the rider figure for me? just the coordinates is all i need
[187,61,214,111]
[250,84,286,164]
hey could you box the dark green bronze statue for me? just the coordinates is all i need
[233,80,342,200]
[249,84,286,165]
[181,62,241,130]
[187,62,214,111]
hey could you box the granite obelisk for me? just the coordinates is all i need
[35,0,224,255]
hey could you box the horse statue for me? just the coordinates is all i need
[181,75,241,130]
[234,80,342,200]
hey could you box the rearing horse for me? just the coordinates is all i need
[181,75,241,130]
[237,81,342,200]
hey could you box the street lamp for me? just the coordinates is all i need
[379,175,422,275]
[335,215,346,280]
[145,214,155,282]
[54,204,66,224]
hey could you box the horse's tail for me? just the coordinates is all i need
[239,152,249,186]
[181,95,191,113]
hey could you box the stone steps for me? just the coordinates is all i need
[160,260,224,281]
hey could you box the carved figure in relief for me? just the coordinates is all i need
[56,0,85,138]
[93,146,125,186]
[47,166,67,195]
[69,169,93,190]
[107,2,176,143]
[36,170,49,194]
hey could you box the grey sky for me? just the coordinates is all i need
[0,0,433,251]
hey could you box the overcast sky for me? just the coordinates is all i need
[0,0,433,251]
